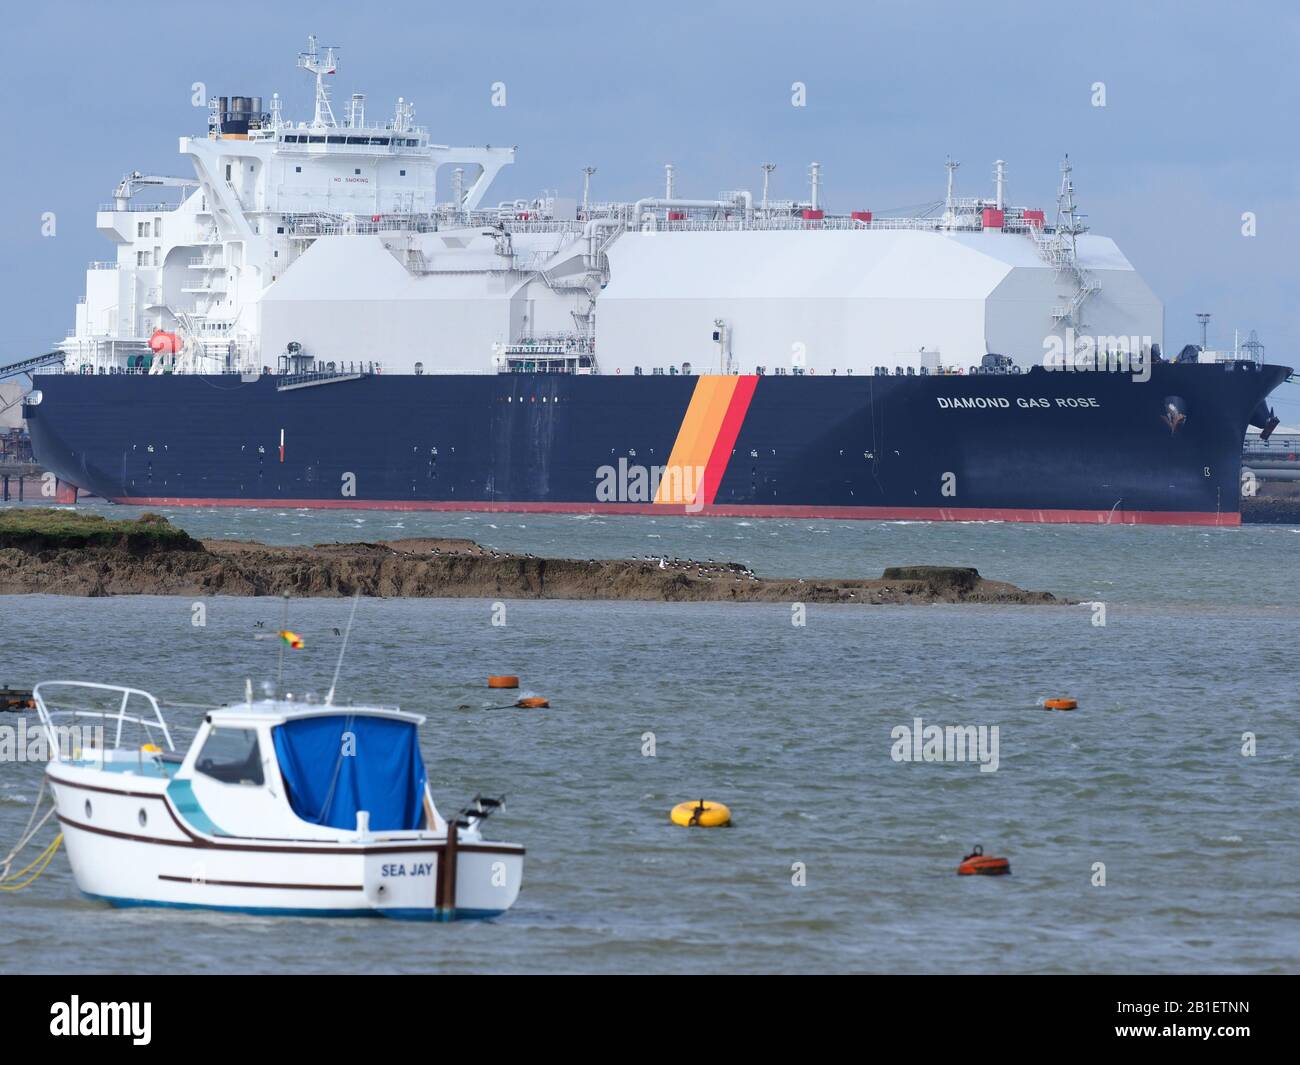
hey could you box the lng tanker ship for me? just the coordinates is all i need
[17,37,1290,524]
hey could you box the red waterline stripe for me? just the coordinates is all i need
[110,496,1241,526]
[701,375,759,506]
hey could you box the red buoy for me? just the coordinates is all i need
[958,845,1010,876]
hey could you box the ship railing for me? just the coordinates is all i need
[1197,349,1265,367]
[96,202,182,213]
[1244,434,1300,452]
[620,216,956,233]
[277,367,379,387]
[33,681,175,764]
[484,219,586,234]
[87,261,119,270]
[283,213,442,237]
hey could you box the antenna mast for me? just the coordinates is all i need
[943,157,960,224]
[1196,312,1212,350]
[325,592,362,706]
[276,593,289,697]
[298,34,339,129]
[1055,154,1088,259]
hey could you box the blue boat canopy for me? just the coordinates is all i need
[272,714,427,832]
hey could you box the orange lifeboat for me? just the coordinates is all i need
[148,329,181,354]
[957,845,1010,876]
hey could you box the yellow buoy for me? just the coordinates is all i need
[1043,697,1078,711]
[141,743,162,754]
[670,799,731,828]
[488,675,519,689]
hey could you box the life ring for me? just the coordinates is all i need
[487,675,519,689]
[1043,697,1077,711]
[958,845,1010,876]
[670,799,731,827]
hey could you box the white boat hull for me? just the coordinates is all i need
[49,767,523,920]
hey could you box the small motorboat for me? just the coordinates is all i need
[33,680,524,920]
[1,686,34,712]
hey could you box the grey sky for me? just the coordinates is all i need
[4,0,1296,418]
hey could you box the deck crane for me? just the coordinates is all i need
[111,171,198,211]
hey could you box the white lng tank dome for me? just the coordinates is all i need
[58,36,1163,379]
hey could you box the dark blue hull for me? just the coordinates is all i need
[24,362,1290,524]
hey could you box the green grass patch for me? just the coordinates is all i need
[0,508,201,552]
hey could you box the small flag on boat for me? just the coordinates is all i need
[279,630,304,649]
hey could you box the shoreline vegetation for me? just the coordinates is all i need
[0,510,1066,604]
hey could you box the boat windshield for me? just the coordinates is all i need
[271,714,427,832]
[195,727,264,786]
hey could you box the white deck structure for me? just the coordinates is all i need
[56,38,1163,380]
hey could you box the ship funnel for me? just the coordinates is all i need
[219,95,264,136]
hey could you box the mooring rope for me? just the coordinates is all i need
[0,779,59,885]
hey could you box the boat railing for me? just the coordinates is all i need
[33,681,175,762]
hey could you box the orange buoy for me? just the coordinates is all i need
[488,675,519,689]
[958,845,1010,876]
[515,696,549,708]
[1043,697,1078,711]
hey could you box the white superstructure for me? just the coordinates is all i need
[59,37,1163,379]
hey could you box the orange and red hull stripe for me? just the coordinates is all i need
[654,375,759,507]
